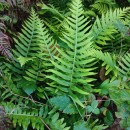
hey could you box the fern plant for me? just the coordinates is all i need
[0,0,130,129]
[47,0,97,107]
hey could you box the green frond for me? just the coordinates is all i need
[5,9,40,75]
[2,102,45,130]
[22,12,58,82]
[13,9,40,58]
[24,59,45,82]
[92,50,117,77]
[118,52,130,78]
[47,112,70,130]
[5,9,58,83]
[91,0,116,14]
[91,7,130,47]
[47,0,97,107]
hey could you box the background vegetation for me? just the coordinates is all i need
[0,0,130,130]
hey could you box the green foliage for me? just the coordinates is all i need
[50,95,77,114]
[87,100,100,114]
[90,7,130,47]
[47,0,96,107]
[74,120,107,130]
[47,113,70,130]
[2,102,44,130]
[91,0,117,14]
[0,0,130,129]
[118,52,130,78]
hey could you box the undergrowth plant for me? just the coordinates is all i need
[0,0,130,129]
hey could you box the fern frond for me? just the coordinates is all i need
[47,0,97,107]
[5,9,40,76]
[13,9,40,59]
[5,9,57,83]
[2,102,45,130]
[118,53,130,78]
[92,50,117,77]
[23,17,58,82]
[47,112,70,130]
[91,7,130,47]
[91,0,116,14]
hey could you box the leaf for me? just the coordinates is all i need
[87,106,93,113]
[93,108,100,115]
[50,95,71,110]
[74,121,89,130]
[104,111,114,126]
[50,95,77,114]
[91,100,98,108]
[17,79,37,95]
[86,100,100,114]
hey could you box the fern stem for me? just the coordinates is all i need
[39,117,51,130]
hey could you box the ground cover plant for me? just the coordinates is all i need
[0,0,130,130]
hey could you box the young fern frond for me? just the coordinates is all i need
[47,0,97,107]
[90,7,130,47]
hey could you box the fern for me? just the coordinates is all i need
[1,100,70,130]
[13,10,40,59]
[47,112,70,130]
[47,0,97,107]
[118,52,130,78]
[91,0,117,14]
[91,50,117,78]
[1,102,45,130]
[90,7,130,47]
[5,9,57,83]
[5,9,40,76]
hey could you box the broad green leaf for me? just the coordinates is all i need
[17,79,37,95]
[74,121,89,130]
[91,100,98,108]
